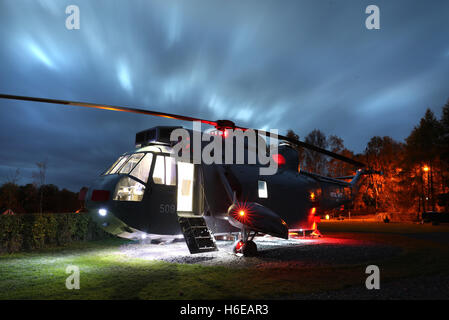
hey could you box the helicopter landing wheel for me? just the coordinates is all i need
[234,229,258,256]
[241,240,257,257]
[233,240,258,257]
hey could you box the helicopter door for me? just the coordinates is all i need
[177,161,195,215]
[176,162,215,254]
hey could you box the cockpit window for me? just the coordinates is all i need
[113,177,145,201]
[119,153,145,174]
[130,153,153,183]
[105,152,172,188]
[104,156,124,175]
[109,155,129,174]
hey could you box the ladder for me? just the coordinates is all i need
[178,217,218,254]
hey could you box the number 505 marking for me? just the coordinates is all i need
[160,204,176,214]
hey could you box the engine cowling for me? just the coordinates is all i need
[227,202,288,239]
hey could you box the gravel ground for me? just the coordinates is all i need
[117,235,449,299]
[290,273,449,299]
[117,235,401,268]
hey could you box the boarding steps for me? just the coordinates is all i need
[178,217,218,254]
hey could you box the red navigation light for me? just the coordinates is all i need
[310,207,316,215]
[233,201,254,224]
[235,240,244,251]
[272,153,286,166]
[210,129,229,138]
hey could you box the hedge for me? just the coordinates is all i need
[0,213,110,254]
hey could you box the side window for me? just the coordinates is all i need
[165,156,176,186]
[153,155,165,184]
[130,153,153,183]
[258,180,268,198]
[152,155,177,186]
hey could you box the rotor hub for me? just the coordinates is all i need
[215,119,236,131]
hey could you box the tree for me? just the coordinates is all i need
[439,99,449,161]
[286,129,305,170]
[0,183,20,212]
[327,135,355,177]
[0,168,21,212]
[405,109,443,212]
[5,168,21,185]
[362,136,404,212]
[406,109,442,164]
[439,100,449,195]
[304,129,328,174]
[41,184,59,213]
[18,184,39,213]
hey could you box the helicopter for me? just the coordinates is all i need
[0,93,371,257]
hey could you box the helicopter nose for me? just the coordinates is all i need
[86,174,122,205]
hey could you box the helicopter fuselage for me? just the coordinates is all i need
[85,129,355,242]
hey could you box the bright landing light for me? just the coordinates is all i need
[98,208,107,216]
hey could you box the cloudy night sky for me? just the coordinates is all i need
[0,0,448,191]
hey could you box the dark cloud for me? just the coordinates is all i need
[1,0,448,191]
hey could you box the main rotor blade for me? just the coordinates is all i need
[0,93,365,167]
[0,93,217,126]
[251,128,366,168]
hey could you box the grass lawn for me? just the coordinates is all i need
[1,221,448,299]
